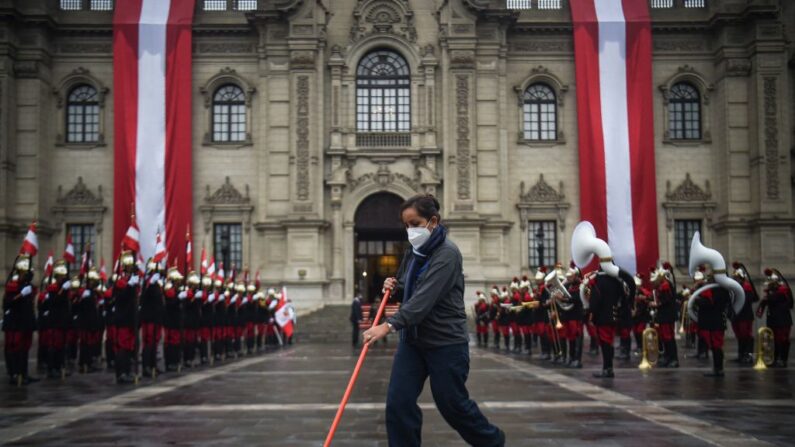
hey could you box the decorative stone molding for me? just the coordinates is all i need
[347,163,419,192]
[200,177,254,234]
[295,75,311,201]
[519,174,565,204]
[662,173,716,229]
[724,58,752,77]
[53,67,109,147]
[199,67,256,147]
[290,50,316,69]
[51,177,107,234]
[455,74,471,201]
[659,65,713,143]
[763,77,779,199]
[349,0,417,45]
[516,175,570,266]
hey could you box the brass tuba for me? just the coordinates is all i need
[545,270,573,311]
[638,327,660,370]
[571,221,619,278]
[686,232,745,323]
[753,326,775,370]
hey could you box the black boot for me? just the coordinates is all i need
[593,344,614,378]
[697,336,709,360]
[633,332,643,356]
[566,340,575,366]
[704,349,724,377]
[200,341,209,365]
[141,346,152,377]
[782,341,790,368]
[569,336,583,368]
[476,333,482,347]
[20,350,39,384]
[483,332,489,348]
[503,334,510,351]
[493,332,500,349]
[616,337,630,360]
[513,333,522,353]
[7,350,18,385]
[539,336,551,360]
[555,340,568,365]
[667,341,679,368]
[524,332,533,356]
[588,336,599,356]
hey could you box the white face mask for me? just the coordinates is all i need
[407,222,432,250]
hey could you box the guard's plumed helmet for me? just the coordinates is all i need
[186,271,200,286]
[53,260,68,277]
[120,250,135,267]
[15,254,31,272]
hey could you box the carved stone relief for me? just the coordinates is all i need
[455,75,471,200]
[519,174,565,203]
[296,76,311,201]
[205,176,250,205]
[665,173,711,202]
[763,77,779,199]
[349,0,417,44]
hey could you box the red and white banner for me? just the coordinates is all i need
[19,222,38,257]
[63,234,76,264]
[275,287,295,338]
[570,0,658,274]
[113,0,195,266]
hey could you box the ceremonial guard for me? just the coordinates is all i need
[508,278,522,352]
[533,268,552,360]
[690,268,709,359]
[631,273,651,355]
[101,275,115,371]
[730,262,758,365]
[243,279,257,355]
[649,263,679,368]
[112,251,140,384]
[163,267,185,372]
[46,261,72,378]
[225,278,239,358]
[198,274,214,364]
[3,255,39,385]
[182,271,201,368]
[65,275,81,372]
[139,260,164,378]
[759,268,793,367]
[516,276,535,355]
[498,286,512,351]
[36,276,51,374]
[488,287,501,349]
[255,289,268,351]
[474,291,489,347]
[212,273,228,360]
[560,263,584,368]
[75,267,103,373]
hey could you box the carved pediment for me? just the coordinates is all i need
[348,163,419,191]
[666,173,711,202]
[350,0,417,44]
[56,177,103,206]
[519,174,564,203]
[205,177,250,205]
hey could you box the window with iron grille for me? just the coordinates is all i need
[356,50,411,133]
[90,0,113,10]
[675,220,701,267]
[60,0,83,10]
[235,0,257,10]
[67,224,95,273]
[523,83,557,141]
[214,223,243,272]
[668,82,701,140]
[66,85,100,143]
[528,221,557,268]
[212,84,246,142]
[203,0,228,11]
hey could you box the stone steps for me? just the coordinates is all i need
[294,305,355,344]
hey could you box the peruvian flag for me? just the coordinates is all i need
[43,251,54,277]
[275,287,295,338]
[216,262,225,282]
[63,234,76,264]
[99,258,108,283]
[185,229,193,271]
[121,221,141,253]
[207,257,216,279]
[570,0,658,274]
[199,247,208,275]
[79,243,93,276]
[152,232,167,263]
[113,0,195,267]
[19,222,38,257]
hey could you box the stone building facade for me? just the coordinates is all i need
[0,0,793,311]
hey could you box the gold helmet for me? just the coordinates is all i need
[167,267,184,282]
[201,275,212,288]
[86,266,100,281]
[70,275,81,289]
[186,271,200,286]
[246,283,256,293]
[120,250,135,267]
[53,260,68,277]
[235,281,246,293]
[146,258,159,273]
[15,254,31,272]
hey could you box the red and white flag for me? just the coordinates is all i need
[43,251,54,277]
[275,287,295,338]
[80,243,93,276]
[207,257,216,279]
[185,230,193,271]
[63,234,76,264]
[217,262,225,282]
[19,222,38,257]
[570,0,658,274]
[121,221,141,253]
[113,0,195,266]
[153,231,167,263]
[200,247,208,275]
[99,258,108,283]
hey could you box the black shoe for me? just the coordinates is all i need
[593,369,614,378]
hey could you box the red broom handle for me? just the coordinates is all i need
[323,289,392,447]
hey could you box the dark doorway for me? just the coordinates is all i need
[354,192,409,304]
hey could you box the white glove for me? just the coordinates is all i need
[231,295,238,304]
[61,281,71,291]
[178,291,188,300]
[20,285,32,297]
[82,289,91,298]
[149,273,161,284]
[195,290,204,299]
[128,275,140,287]
[208,293,216,303]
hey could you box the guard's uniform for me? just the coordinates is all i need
[632,284,651,354]
[46,275,71,377]
[731,279,757,364]
[693,285,731,376]
[588,271,622,377]
[198,283,214,363]
[3,272,38,384]
[140,272,164,377]
[74,282,102,373]
[652,279,679,367]
[516,289,535,355]
[163,276,185,372]
[101,285,116,370]
[488,292,500,349]
[534,285,552,360]
[760,274,792,367]
[182,286,201,367]
[112,270,139,383]
[474,295,489,347]
[212,287,227,360]
[497,290,512,351]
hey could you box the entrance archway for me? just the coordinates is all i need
[353,192,409,303]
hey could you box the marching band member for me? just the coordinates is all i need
[758,268,793,367]
[517,276,535,355]
[199,274,214,364]
[533,267,552,360]
[243,279,257,355]
[46,261,72,378]
[730,262,758,365]
[474,291,490,347]
[497,286,512,351]
[649,263,679,368]
[488,286,501,349]
[163,267,185,372]
[509,278,522,352]
[631,273,651,356]
[691,267,709,359]
[561,263,584,368]
[75,267,103,373]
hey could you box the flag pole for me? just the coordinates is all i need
[323,289,392,447]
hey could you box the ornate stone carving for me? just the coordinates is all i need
[653,39,706,52]
[292,24,314,35]
[57,42,113,53]
[519,175,564,203]
[56,177,103,206]
[455,75,471,200]
[195,42,255,54]
[665,173,711,202]
[348,163,419,191]
[205,177,250,205]
[349,0,417,44]
[450,50,476,69]
[421,44,435,57]
[290,50,316,69]
[725,59,752,77]
[763,77,779,199]
[13,61,40,79]
[510,40,572,53]
[295,75,311,201]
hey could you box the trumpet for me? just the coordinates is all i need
[509,301,540,312]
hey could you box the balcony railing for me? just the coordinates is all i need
[59,0,113,10]
[355,133,411,148]
[504,0,706,10]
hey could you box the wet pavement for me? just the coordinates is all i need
[0,336,793,446]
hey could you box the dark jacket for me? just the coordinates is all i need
[694,287,730,331]
[112,277,138,328]
[589,274,622,326]
[350,298,363,324]
[386,239,469,349]
[764,284,793,328]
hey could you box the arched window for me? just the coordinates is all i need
[212,84,246,142]
[66,85,100,143]
[668,82,701,140]
[356,50,411,133]
[522,83,557,141]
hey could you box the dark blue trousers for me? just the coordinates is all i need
[385,341,503,447]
